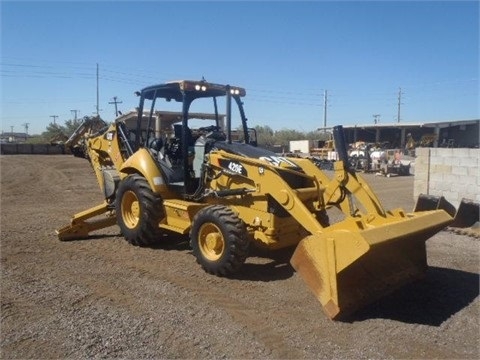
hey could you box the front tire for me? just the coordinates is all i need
[190,205,249,276]
[116,174,164,246]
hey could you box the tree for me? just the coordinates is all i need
[274,128,305,147]
[41,122,67,143]
[40,115,104,143]
[63,117,85,136]
[254,125,275,147]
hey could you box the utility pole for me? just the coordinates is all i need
[397,87,403,123]
[109,96,123,117]
[373,114,380,124]
[22,123,30,140]
[50,115,59,125]
[96,63,100,116]
[70,109,80,121]
[323,89,328,132]
[22,123,30,134]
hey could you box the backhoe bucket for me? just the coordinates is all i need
[290,210,453,320]
[450,198,479,228]
[414,194,479,228]
[414,194,457,218]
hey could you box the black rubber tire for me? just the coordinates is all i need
[115,174,164,246]
[190,205,249,276]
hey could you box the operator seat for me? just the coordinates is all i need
[153,126,195,186]
[156,159,185,184]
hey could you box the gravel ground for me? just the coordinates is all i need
[1,155,479,359]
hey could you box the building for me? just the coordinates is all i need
[0,131,30,143]
[340,119,479,149]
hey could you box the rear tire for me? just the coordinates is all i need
[116,174,164,246]
[190,205,249,276]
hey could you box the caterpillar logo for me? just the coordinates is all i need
[259,156,299,169]
[105,131,115,141]
[218,159,248,176]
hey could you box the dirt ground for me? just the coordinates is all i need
[1,155,479,359]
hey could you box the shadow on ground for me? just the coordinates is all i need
[347,266,479,326]
[233,246,296,282]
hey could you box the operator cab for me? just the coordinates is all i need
[135,80,255,194]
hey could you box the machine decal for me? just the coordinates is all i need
[219,159,248,176]
[105,131,115,141]
[259,156,299,169]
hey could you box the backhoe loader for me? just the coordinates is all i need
[57,79,453,319]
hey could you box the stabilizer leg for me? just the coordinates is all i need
[56,202,117,241]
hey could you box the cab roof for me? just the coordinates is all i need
[139,80,246,101]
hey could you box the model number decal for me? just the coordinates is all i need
[228,162,243,174]
[219,159,248,176]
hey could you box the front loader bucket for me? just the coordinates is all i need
[290,210,453,320]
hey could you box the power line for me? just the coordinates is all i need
[2,58,476,129]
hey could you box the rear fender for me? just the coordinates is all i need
[119,148,168,194]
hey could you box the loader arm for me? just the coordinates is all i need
[207,150,328,236]
[208,149,389,237]
[290,157,387,217]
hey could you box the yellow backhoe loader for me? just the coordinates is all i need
[56,80,453,319]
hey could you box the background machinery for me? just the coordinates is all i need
[57,80,453,319]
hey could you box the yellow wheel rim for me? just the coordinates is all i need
[198,223,225,261]
[121,190,140,229]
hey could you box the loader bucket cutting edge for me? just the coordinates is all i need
[290,210,453,320]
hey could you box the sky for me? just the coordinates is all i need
[1,0,479,135]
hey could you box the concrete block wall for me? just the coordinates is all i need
[0,143,65,155]
[414,147,480,208]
